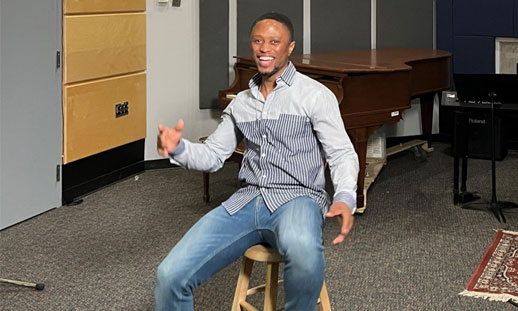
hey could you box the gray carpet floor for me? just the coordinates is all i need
[1,142,518,311]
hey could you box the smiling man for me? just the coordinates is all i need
[251,14,295,81]
[155,12,359,311]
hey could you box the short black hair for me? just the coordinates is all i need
[250,12,294,42]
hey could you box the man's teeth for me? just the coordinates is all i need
[260,57,274,61]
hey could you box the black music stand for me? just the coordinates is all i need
[454,74,518,223]
[452,111,479,205]
[456,84,518,222]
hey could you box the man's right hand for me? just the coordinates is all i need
[157,120,184,157]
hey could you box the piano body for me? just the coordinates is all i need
[218,48,451,210]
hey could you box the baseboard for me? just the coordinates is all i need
[145,158,178,170]
[62,140,145,204]
[62,141,182,205]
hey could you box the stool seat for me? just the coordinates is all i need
[232,244,331,311]
[243,245,282,262]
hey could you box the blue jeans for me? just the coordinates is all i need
[155,195,325,311]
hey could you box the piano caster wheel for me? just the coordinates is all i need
[412,146,427,162]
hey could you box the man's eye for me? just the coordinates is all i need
[272,40,279,45]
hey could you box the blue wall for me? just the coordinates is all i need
[437,0,518,74]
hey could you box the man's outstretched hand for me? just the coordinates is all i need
[325,202,354,245]
[157,120,184,157]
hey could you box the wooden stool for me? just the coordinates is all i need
[231,244,331,311]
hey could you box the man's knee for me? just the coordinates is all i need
[275,197,324,270]
[156,260,191,298]
[281,233,324,270]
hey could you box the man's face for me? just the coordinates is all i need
[250,19,295,80]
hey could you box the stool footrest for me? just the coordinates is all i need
[247,279,284,295]
[240,300,260,311]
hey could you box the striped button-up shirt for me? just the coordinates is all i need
[170,62,359,216]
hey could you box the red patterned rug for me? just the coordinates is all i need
[460,230,518,303]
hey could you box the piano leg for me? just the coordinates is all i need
[347,125,381,211]
[419,92,435,151]
[203,172,210,203]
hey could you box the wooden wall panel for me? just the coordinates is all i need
[63,0,145,14]
[63,73,146,164]
[63,13,146,84]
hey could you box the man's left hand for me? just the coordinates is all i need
[325,202,354,245]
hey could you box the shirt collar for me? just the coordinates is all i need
[248,61,296,89]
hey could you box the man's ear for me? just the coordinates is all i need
[288,41,295,56]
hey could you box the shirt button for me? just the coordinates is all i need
[261,153,266,157]
[262,112,267,117]
[262,175,267,178]
[262,134,266,139]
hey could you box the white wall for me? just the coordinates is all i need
[146,0,221,161]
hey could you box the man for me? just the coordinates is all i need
[155,12,359,311]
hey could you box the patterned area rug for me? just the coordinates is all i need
[460,230,518,303]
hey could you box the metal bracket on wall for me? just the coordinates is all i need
[56,165,60,182]
[56,51,61,68]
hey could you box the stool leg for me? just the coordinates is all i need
[264,262,279,311]
[318,281,331,311]
[232,257,254,311]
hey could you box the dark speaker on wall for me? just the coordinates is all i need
[466,113,507,160]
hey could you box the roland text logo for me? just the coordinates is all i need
[468,118,486,125]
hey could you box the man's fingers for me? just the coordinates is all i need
[175,119,184,132]
[325,210,340,218]
[332,234,345,245]
[159,149,169,157]
[342,214,353,233]
[159,124,170,135]
[340,224,351,236]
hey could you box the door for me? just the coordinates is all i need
[0,0,62,229]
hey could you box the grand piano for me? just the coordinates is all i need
[218,48,451,211]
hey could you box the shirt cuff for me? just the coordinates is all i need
[168,139,186,166]
[332,191,357,214]
[168,139,186,157]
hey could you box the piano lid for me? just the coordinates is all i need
[235,48,451,74]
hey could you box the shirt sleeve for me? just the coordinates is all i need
[309,86,359,214]
[169,104,243,173]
